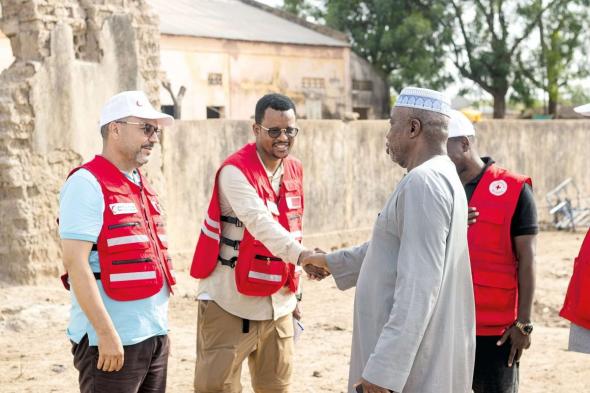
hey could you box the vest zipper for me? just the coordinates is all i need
[139,189,171,285]
[255,255,282,262]
[112,257,152,265]
[108,221,140,230]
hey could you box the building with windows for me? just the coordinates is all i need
[151,0,389,120]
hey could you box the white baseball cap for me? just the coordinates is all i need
[574,103,590,116]
[99,90,174,128]
[448,109,475,138]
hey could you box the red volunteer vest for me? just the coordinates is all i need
[468,164,531,335]
[190,143,303,297]
[62,155,176,301]
[560,229,590,329]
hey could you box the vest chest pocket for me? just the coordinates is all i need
[102,216,160,293]
[472,269,517,326]
[248,255,287,285]
[469,207,506,254]
[105,217,150,253]
[282,180,303,211]
[234,241,288,296]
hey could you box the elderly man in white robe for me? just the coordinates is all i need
[304,87,476,393]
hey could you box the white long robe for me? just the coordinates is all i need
[326,155,475,393]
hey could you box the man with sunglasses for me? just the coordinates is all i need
[190,93,327,393]
[59,90,176,393]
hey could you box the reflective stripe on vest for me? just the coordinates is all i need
[248,271,283,282]
[107,235,149,247]
[205,213,220,229]
[110,271,157,282]
[201,224,220,241]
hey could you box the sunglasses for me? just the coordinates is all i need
[116,121,162,139]
[258,124,299,138]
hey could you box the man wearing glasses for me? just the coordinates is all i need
[190,93,327,392]
[59,90,176,393]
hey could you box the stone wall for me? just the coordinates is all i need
[0,0,162,283]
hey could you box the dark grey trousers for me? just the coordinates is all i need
[71,334,169,393]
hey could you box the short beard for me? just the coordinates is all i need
[135,150,150,166]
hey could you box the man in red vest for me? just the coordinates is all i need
[560,102,590,353]
[59,91,176,392]
[190,93,325,393]
[446,109,537,393]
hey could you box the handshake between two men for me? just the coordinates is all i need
[298,248,331,281]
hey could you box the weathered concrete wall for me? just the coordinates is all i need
[162,120,400,265]
[0,0,163,283]
[163,119,590,271]
[2,93,590,282]
[474,120,590,216]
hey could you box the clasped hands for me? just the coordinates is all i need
[298,248,331,281]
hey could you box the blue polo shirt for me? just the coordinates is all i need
[59,168,169,346]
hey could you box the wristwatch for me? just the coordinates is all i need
[514,320,534,335]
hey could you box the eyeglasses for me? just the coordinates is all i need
[116,121,162,139]
[258,124,299,138]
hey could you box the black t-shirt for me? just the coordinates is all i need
[464,157,538,237]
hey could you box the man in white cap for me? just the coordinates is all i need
[59,90,176,392]
[560,103,590,354]
[303,87,475,393]
[447,109,537,393]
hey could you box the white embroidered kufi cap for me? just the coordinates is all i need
[395,86,451,117]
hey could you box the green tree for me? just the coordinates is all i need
[444,0,567,118]
[322,0,452,92]
[516,0,589,116]
[281,0,323,20]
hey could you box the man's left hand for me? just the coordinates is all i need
[497,325,531,367]
[293,303,302,320]
[354,378,395,393]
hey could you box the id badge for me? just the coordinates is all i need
[286,196,302,210]
[109,202,138,215]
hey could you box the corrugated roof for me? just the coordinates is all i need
[147,0,349,47]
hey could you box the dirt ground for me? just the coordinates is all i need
[1,230,589,393]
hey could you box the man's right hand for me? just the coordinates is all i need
[302,250,331,280]
[97,330,124,372]
[468,206,479,225]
